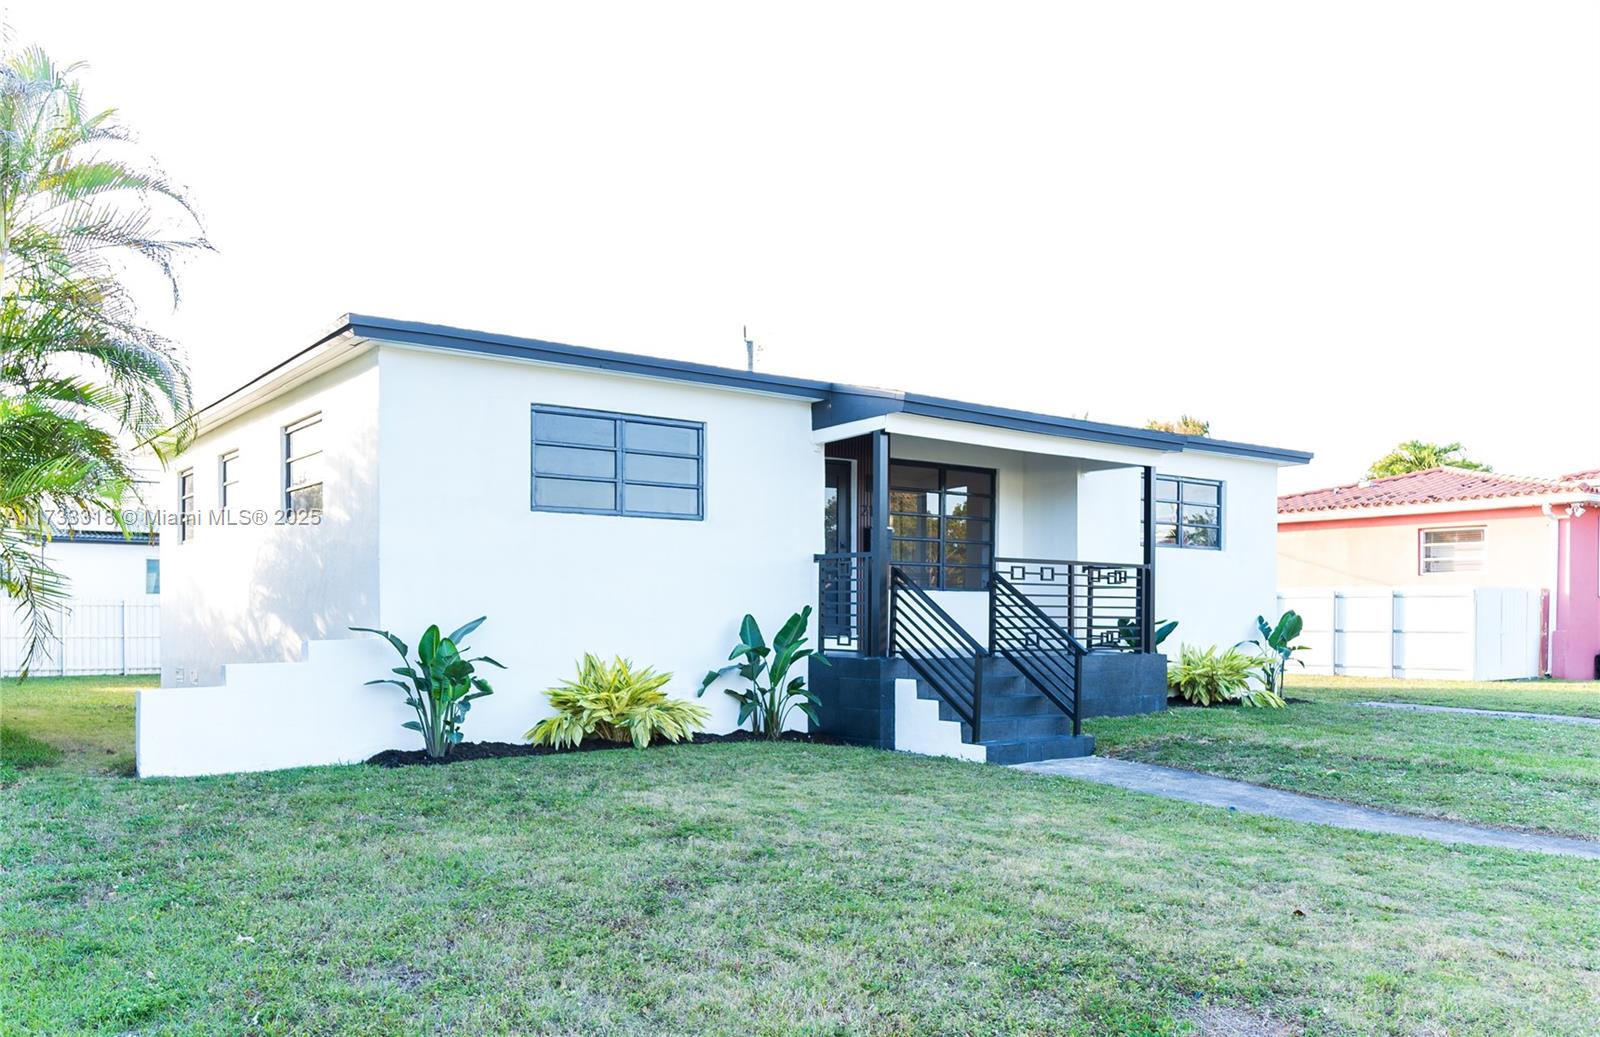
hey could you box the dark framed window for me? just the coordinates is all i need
[219,450,240,508]
[1154,476,1222,549]
[531,405,704,520]
[177,468,196,543]
[888,461,994,590]
[283,414,324,515]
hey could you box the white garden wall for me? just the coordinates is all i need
[1278,586,1544,681]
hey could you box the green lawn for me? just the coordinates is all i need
[0,674,144,779]
[1090,675,1600,841]
[3,677,1599,1036]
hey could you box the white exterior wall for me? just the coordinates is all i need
[158,352,381,686]
[1078,451,1284,652]
[372,345,822,742]
[43,540,160,601]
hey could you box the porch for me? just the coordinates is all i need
[810,426,1170,761]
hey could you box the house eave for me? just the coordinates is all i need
[1278,493,1600,523]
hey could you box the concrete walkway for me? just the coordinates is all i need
[1015,756,1600,860]
[1355,700,1600,727]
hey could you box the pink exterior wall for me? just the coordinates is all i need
[1278,505,1600,679]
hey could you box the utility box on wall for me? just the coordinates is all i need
[1279,587,1545,681]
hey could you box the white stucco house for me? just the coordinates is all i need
[137,315,1310,776]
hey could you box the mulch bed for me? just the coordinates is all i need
[365,729,846,768]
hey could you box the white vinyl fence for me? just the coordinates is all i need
[1,600,160,677]
[1278,587,1545,681]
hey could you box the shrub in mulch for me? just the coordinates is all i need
[1166,696,1311,709]
[365,728,846,768]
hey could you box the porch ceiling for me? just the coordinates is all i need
[814,412,1169,469]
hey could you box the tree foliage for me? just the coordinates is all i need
[1366,440,1491,479]
[1144,415,1210,436]
[0,46,207,673]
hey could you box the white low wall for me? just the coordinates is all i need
[139,637,427,777]
[893,677,985,762]
[1278,587,1544,681]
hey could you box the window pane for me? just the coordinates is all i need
[891,540,939,564]
[625,421,698,455]
[890,490,938,515]
[1180,505,1219,527]
[624,483,698,515]
[1181,481,1219,506]
[944,518,991,543]
[535,478,615,511]
[943,542,991,568]
[625,453,697,484]
[535,412,615,447]
[536,445,615,478]
[286,421,322,459]
[890,515,939,538]
[1155,478,1180,502]
[287,456,324,489]
[942,566,989,590]
[1182,524,1219,548]
[287,483,323,514]
[145,559,160,594]
[944,469,993,496]
[896,565,937,589]
[1155,523,1179,545]
[889,464,938,491]
[945,493,992,520]
[1155,502,1178,523]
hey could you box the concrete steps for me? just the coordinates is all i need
[912,656,1093,762]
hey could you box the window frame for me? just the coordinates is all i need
[529,404,705,521]
[282,413,325,516]
[1154,475,1224,551]
[218,450,240,509]
[1419,525,1486,574]
[887,459,997,591]
[177,468,196,543]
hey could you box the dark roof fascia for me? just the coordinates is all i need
[193,314,1311,466]
[1179,435,1314,465]
[345,314,834,401]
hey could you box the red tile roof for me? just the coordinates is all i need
[1279,467,1600,514]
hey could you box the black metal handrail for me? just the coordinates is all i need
[992,556,1151,652]
[889,566,986,740]
[815,551,871,654]
[989,573,1086,737]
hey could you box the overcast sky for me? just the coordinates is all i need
[12,1,1598,491]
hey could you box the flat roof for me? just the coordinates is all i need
[193,314,1314,465]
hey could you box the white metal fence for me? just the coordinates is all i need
[0,600,160,677]
[1278,587,1545,681]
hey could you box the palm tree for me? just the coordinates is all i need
[0,46,207,674]
[1366,440,1491,480]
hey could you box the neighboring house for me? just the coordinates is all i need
[0,526,161,677]
[137,315,1311,776]
[1278,468,1600,680]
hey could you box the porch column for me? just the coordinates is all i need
[869,429,892,656]
[1141,465,1157,653]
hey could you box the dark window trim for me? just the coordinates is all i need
[888,458,997,591]
[282,412,325,515]
[530,404,705,521]
[1154,475,1224,551]
[218,449,240,509]
[177,468,196,544]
